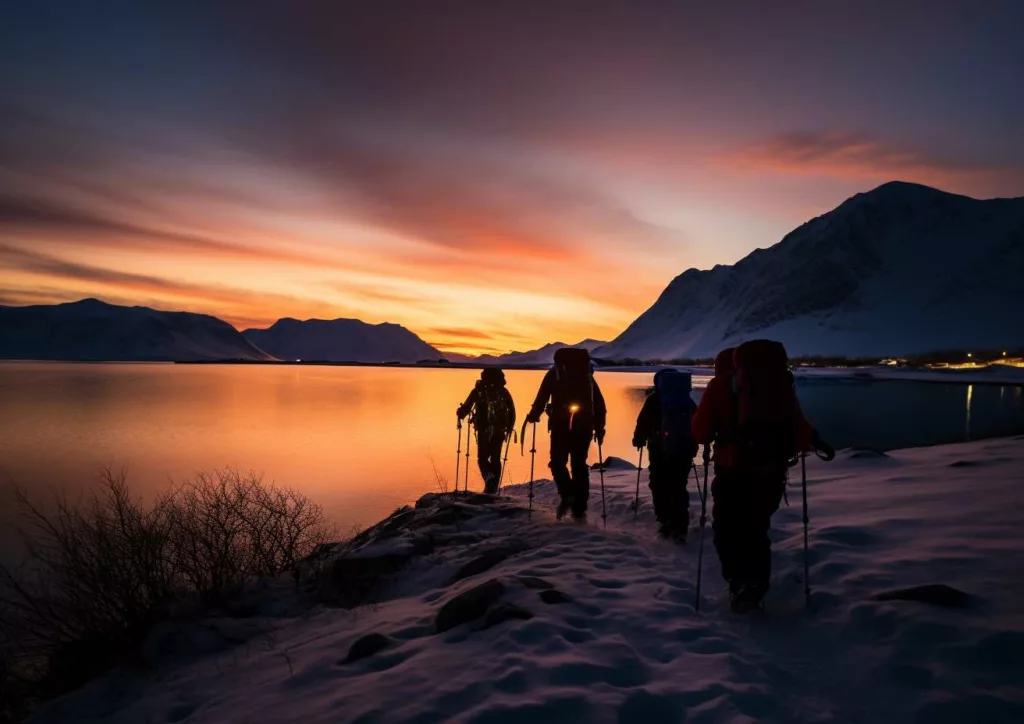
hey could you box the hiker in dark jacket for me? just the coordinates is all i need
[524,348,607,520]
[633,369,698,539]
[457,368,516,494]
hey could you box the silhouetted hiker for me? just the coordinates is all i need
[692,341,817,613]
[525,348,607,520]
[457,368,516,494]
[633,369,698,540]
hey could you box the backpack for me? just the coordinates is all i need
[473,383,512,436]
[552,347,594,425]
[732,339,798,468]
[654,369,698,461]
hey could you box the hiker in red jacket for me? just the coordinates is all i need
[692,341,817,612]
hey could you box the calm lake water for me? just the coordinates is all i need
[1,362,1023,542]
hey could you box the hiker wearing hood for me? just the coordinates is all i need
[457,367,516,494]
[692,342,817,612]
[525,348,607,520]
[633,369,698,539]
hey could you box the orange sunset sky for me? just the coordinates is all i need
[2,2,1023,355]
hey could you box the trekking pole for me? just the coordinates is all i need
[497,429,516,493]
[454,419,462,496]
[802,452,811,608]
[463,421,472,495]
[632,447,644,523]
[694,444,711,612]
[597,435,607,528]
[528,422,537,518]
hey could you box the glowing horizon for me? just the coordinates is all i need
[2,2,1023,356]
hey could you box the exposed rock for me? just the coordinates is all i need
[343,633,393,663]
[450,550,513,585]
[592,456,638,471]
[539,589,573,605]
[847,448,888,459]
[318,553,412,608]
[515,576,555,590]
[874,584,974,609]
[948,460,983,468]
[449,541,530,584]
[436,579,505,632]
[483,602,534,629]
[378,507,417,534]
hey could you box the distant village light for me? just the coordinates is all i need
[967,352,972,358]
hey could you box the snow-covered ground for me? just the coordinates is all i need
[31,436,1024,723]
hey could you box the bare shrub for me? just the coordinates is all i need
[0,468,330,710]
[159,470,330,597]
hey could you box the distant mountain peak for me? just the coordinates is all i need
[596,182,1024,360]
[243,316,440,363]
[0,298,270,361]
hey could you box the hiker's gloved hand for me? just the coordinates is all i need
[525,410,542,424]
[457,405,469,419]
[631,434,644,449]
[595,428,606,445]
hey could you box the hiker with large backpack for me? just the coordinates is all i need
[524,348,607,521]
[457,368,516,494]
[632,369,698,540]
[691,341,818,613]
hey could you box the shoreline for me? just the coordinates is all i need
[3,358,1022,386]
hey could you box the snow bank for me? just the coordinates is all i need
[794,365,1024,386]
[32,437,1024,723]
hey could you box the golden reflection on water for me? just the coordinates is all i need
[0,363,706,531]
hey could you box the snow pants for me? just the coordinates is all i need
[647,449,691,530]
[549,423,592,515]
[711,469,785,594]
[476,430,505,494]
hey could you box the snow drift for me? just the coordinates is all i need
[0,298,271,362]
[243,317,443,363]
[597,182,1024,360]
[31,435,1024,723]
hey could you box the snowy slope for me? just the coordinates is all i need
[0,298,271,361]
[243,318,443,363]
[33,436,1024,723]
[478,339,606,366]
[597,182,1024,360]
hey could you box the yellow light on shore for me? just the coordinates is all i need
[569,404,580,413]
[967,353,973,358]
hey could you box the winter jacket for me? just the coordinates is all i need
[632,391,697,450]
[458,381,516,436]
[691,354,814,471]
[527,368,607,432]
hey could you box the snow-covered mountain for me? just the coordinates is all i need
[0,298,271,361]
[243,317,443,363]
[597,182,1024,360]
[477,339,605,366]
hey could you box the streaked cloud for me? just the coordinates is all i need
[719,132,1024,194]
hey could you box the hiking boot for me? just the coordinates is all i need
[657,522,673,539]
[556,498,572,520]
[730,584,766,614]
[571,511,588,523]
